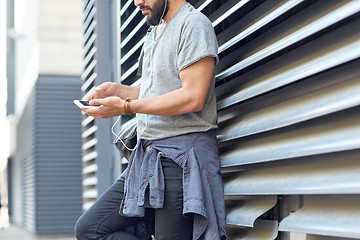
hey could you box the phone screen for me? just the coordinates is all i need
[79,100,90,106]
[74,100,100,108]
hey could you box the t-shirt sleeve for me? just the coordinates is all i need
[177,13,219,72]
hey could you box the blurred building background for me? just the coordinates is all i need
[1,0,84,237]
[1,0,360,240]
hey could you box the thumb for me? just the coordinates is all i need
[89,98,104,106]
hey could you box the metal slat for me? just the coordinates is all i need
[82,151,97,163]
[82,125,97,139]
[82,138,98,151]
[279,195,360,239]
[83,176,98,186]
[211,0,249,27]
[305,234,353,240]
[81,115,95,127]
[197,0,213,12]
[226,196,277,227]
[223,150,360,195]
[227,219,278,240]
[83,189,98,199]
[120,61,139,81]
[83,164,98,175]
[220,110,360,168]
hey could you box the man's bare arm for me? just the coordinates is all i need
[83,56,214,118]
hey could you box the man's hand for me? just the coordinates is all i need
[82,96,125,119]
[83,82,140,101]
[83,82,118,101]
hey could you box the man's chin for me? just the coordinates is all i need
[146,17,160,26]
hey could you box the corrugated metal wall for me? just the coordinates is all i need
[80,0,360,238]
[12,89,36,229]
[34,76,83,234]
[216,0,360,238]
[80,0,121,211]
[81,0,101,211]
[116,0,360,239]
[11,75,83,234]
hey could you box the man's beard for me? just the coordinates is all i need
[143,0,168,26]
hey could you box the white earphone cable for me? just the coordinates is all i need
[112,0,167,151]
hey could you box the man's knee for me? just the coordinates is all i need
[75,214,92,240]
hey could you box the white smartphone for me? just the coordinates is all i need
[74,100,100,108]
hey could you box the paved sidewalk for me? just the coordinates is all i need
[0,224,75,240]
[0,206,75,240]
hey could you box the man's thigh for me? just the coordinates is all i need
[155,158,194,240]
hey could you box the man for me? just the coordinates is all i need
[75,0,226,239]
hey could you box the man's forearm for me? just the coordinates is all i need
[129,85,207,116]
[116,84,140,100]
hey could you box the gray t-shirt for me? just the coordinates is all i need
[137,3,219,140]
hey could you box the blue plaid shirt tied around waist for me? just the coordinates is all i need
[119,130,226,240]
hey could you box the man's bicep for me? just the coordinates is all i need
[179,56,215,98]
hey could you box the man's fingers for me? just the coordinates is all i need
[89,99,104,106]
[82,106,104,118]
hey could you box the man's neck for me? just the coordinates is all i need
[163,0,186,23]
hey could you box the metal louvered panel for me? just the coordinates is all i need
[115,0,360,239]
[34,76,83,234]
[81,0,98,210]
[11,76,83,234]
[119,0,147,86]
[10,151,23,226]
[216,1,360,83]
[118,0,147,167]
[12,90,36,229]
[214,0,360,239]
[81,0,122,210]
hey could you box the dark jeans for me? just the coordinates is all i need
[75,157,194,240]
